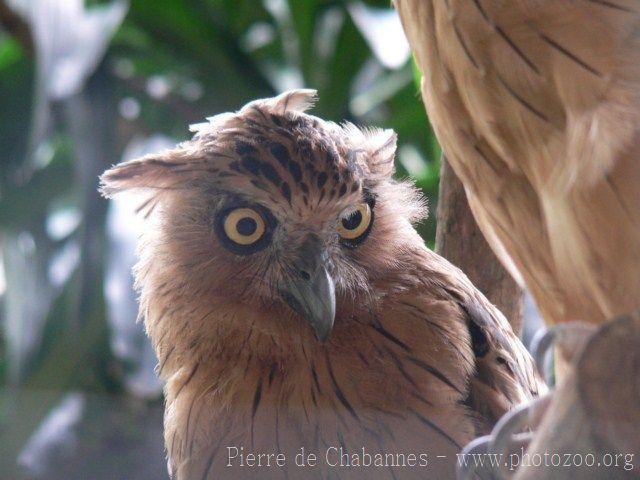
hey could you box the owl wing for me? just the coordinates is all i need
[411,250,546,430]
[456,291,546,428]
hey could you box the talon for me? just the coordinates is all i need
[456,435,495,480]
[489,394,552,478]
[531,322,597,386]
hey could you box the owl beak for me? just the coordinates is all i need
[280,252,336,342]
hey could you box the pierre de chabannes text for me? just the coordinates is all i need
[227,446,435,469]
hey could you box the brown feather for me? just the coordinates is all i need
[101,90,544,479]
[395,0,640,326]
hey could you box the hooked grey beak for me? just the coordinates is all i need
[279,241,336,342]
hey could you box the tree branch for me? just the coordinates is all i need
[435,156,524,334]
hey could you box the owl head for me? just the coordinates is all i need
[101,90,426,346]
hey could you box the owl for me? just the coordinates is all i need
[395,0,640,329]
[100,90,544,480]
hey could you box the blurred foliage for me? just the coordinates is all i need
[0,1,439,476]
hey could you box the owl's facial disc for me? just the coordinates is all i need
[214,192,375,341]
[278,234,336,342]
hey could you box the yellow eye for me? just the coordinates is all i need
[338,202,373,244]
[223,208,266,245]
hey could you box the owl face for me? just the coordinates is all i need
[101,90,426,342]
[200,173,376,341]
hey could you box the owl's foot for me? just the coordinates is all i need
[458,314,640,480]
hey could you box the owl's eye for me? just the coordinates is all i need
[224,208,265,244]
[338,202,374,247]
[216,206,274,254]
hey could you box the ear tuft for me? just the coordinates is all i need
[342,124,397,178]
[190,90,318,138]
[99,148,192,198]
[246,89,318,115]
[369,129,397,177]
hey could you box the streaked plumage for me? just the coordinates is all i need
[395,0,640,326]
[100,90,543,479]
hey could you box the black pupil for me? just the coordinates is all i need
[236,217,257,236]
[342,210,362,230]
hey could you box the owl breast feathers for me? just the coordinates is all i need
[100,89,544,480]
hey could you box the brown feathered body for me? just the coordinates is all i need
[101,91,543,479]
[396,0,640,326]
